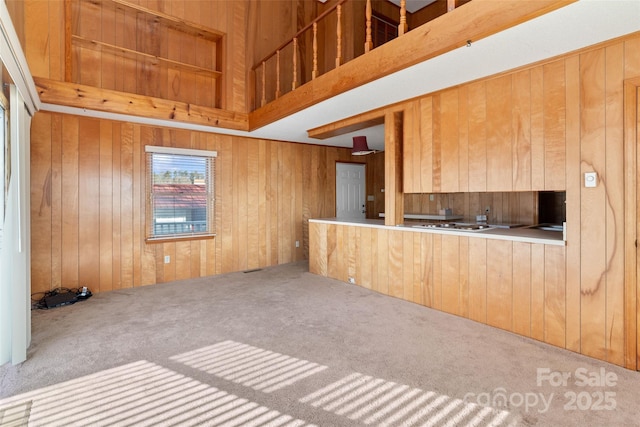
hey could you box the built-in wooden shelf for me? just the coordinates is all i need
[72,36,223,79]
[69,0,225,108]
[97,0,224,42]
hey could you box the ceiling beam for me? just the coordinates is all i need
[34,77,248,131]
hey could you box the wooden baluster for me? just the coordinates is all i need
[364,0,373,53]
[447,0,456,12]
[336,4,342,67]
[276,50,281,98]
[64,0,72,82]
[399,0,407,35]
[261,61,266,107]
[312,23,318,79]
[292,37,298,90]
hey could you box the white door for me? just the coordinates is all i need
[336,162,366,219]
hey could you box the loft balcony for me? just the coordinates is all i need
[248,0,576,132]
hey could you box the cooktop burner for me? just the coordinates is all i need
[411,222,494,232]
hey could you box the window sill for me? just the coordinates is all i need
[145,233,216,244]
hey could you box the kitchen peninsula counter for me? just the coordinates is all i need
[309,217,569,356]
[309,217,565,246]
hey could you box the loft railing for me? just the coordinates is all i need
[251,0,467,111]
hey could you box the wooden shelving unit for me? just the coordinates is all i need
[67,0,224,108]
[71,36,223,78]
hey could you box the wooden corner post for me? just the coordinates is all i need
[384,110,404,226]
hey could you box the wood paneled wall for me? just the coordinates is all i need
[30,111,370,294]
[312,33,640,368]
[310,222,568,350]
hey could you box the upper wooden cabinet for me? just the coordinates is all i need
[69,0,224,109]
[403,63,568,194]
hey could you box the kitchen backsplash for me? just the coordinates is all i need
[404,192,538,224]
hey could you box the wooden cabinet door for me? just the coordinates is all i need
[486,75,514,191]
[403,98,433,193]
[403,100,420,193]
[439,89,460,192]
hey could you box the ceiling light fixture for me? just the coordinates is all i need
[352,136,376,156]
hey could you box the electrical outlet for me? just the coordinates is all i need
[429,194,434,201]
[295,240,300,248]
[164,255,170,264]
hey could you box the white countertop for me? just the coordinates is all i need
[309,218,566,246]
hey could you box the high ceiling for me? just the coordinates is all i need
[44,1,640,153]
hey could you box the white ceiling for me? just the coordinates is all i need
[44,1,640,152]
[387,0,438,14]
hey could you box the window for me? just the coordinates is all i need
[145,146,217,241]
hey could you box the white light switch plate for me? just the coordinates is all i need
[585,172,597,188]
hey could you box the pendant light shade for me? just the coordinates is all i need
[352,136,375,156]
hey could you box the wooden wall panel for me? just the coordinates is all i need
[432,234,442,310]
[30,114,52,296]
[402,231,414,301]
[458,86,469,192]
[579,48,607,361]
[100,122,115,290]
[388,230,404,298]
[360,227,372,289]
[419,97,433,193]
[467,81,486,192]
[440,235,460,315]
[439,89,459,192]
[120,123,135,287]
[604,42,626,366]
[485,75,513,191]
[23,0,50,78]
[486,239,512,330]
[431,96,442,192]
[467,237,486,323]
[545,245,566,348]
[543,60,566,190]
[78,119,101,291]
[403,100,417,193]
[512,70,532,190]
[30,111,352,293]
[512,242,531,337]
[564,54,581,353]
[61,115,79,288]
[421,232,433,307]
[377,228,389,295]
[412,233,422,304]
[530,244,545,342]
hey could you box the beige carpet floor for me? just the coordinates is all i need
[1,261,639,426]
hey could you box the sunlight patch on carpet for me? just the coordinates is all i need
[0,360,315,427]
[300,373,518,427]
[171,340,328,393]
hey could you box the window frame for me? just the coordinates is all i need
[145,145,217,243]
